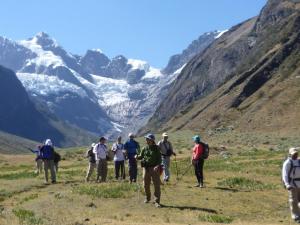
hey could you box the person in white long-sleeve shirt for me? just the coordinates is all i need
[93,137,108,182]
[282,147,300,223]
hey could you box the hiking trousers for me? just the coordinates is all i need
[162,156,171,181]
[96,159,107,182]
[36,159,43,174]
[86,162,96,181]
[128,158,137,182]
[194,158,204,184]
[289,187,300,220]
[43,159,56,183]
[143,167,161,204]
[115,160,125,180]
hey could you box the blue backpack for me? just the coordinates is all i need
[40,145,54,160]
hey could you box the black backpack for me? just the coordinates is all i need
[200,142,209,159]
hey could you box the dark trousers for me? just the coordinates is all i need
[128,158,137,182]
[194,158,204,184]
[115,160,125,179]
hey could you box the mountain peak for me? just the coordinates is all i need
[32,32,58,48]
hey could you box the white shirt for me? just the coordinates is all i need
[112,143,125,161]
[93,143,108,160]
[282,158,300,188]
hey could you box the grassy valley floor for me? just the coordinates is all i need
[0,131,299,225]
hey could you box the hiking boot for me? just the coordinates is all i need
[199,183,204,188]
[194,183,200,187]
[144,199,150,204]
[51,180,56,184]
[155,203,161,208]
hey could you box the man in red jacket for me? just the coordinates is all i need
[192,135,205,188]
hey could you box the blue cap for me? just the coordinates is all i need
[144,133,155,141]
[193,135,201,142]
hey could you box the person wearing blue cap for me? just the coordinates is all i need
[137,133,162,208]
[192,135,205,188]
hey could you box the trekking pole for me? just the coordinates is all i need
[174,155,179,181]
[173,164,193,186]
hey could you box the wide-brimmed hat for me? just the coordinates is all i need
[289,147,300,155]
[162,132,168,137]
[99,137,107,141]
[144,133,155,141]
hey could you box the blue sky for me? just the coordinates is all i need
[1,0,267,68]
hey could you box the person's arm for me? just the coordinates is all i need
[283,160,292,189]
[169,142,176,156]
[136,147,144,160]
[136,141,141,155]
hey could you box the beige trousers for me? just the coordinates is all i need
[289,188,300,219]
[143,167,161,203]
[86,162,96,181]
[96,159,107,182]
[36,159,43,174]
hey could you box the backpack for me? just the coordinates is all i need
[53,151,61,163]
[200,142,209,159]
[283,159,300,188]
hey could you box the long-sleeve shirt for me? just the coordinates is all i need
[138,145,162,167]
[157,140,174,157]
[124,139,140,159]
[192,144,204,160]
[93,143,108,160]
[282,158,300,188]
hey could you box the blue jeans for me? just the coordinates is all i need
[162,157,170,181]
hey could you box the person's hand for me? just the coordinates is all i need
[287,186,294,191]
[173,152,177,156]
[154,166,160,172]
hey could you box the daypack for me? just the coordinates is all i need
[200,142,209,159]
[283,159,300,188]
[53,151,61,163]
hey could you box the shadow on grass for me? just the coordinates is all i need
[161,204,218,213]
[214,187,239,192]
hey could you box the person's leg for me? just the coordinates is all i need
[86,162,94,181]
[120,160,125,180]
[96,160,101,181]
[101,159,107,182]
[163,157,170,181]
[128,159,133,182]
[55,163,58,173]
[36,160,41,174]
[194,161,201,185]
[49,160,56,183]
[143,168,151,202]
[199,159,204,186]
[44,160,49,183]
[115,161,120,179]
[289,188,300,220]
[151,168,161,204]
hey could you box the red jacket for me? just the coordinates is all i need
[192,143,204,160]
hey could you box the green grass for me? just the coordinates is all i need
[19,194,39,205]
[0,171,38,180]
[198,214,234,223]
[12,208,43,225]
[217,177,277,191]
[73,183,140,199]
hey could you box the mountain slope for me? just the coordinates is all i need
[0,65,95,147]
[143,0,300,136]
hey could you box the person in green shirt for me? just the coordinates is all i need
[136,133,162,208]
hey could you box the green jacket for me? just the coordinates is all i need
[138,144,162,167]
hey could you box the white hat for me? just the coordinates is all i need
[91,143,96,147]
[45,139,53,146]
[128,133,135,138]
[162,132,168,137]
[289,147,300,155]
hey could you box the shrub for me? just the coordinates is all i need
[198,214,233,223]
[217,177,276,191]
[13,208,43,225]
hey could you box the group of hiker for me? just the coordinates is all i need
[30,132,208,208]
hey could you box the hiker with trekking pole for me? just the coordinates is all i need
[124,133,140,183]
[93,137,109,183]
[27,145,43,174]
[136,133,162,208]
[40,139,56,184]
[158,132,176,182]
[191,135,209,188]
[282,147,300,223]
[85,143,96,182]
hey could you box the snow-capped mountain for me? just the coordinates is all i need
[0,30,225,137]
